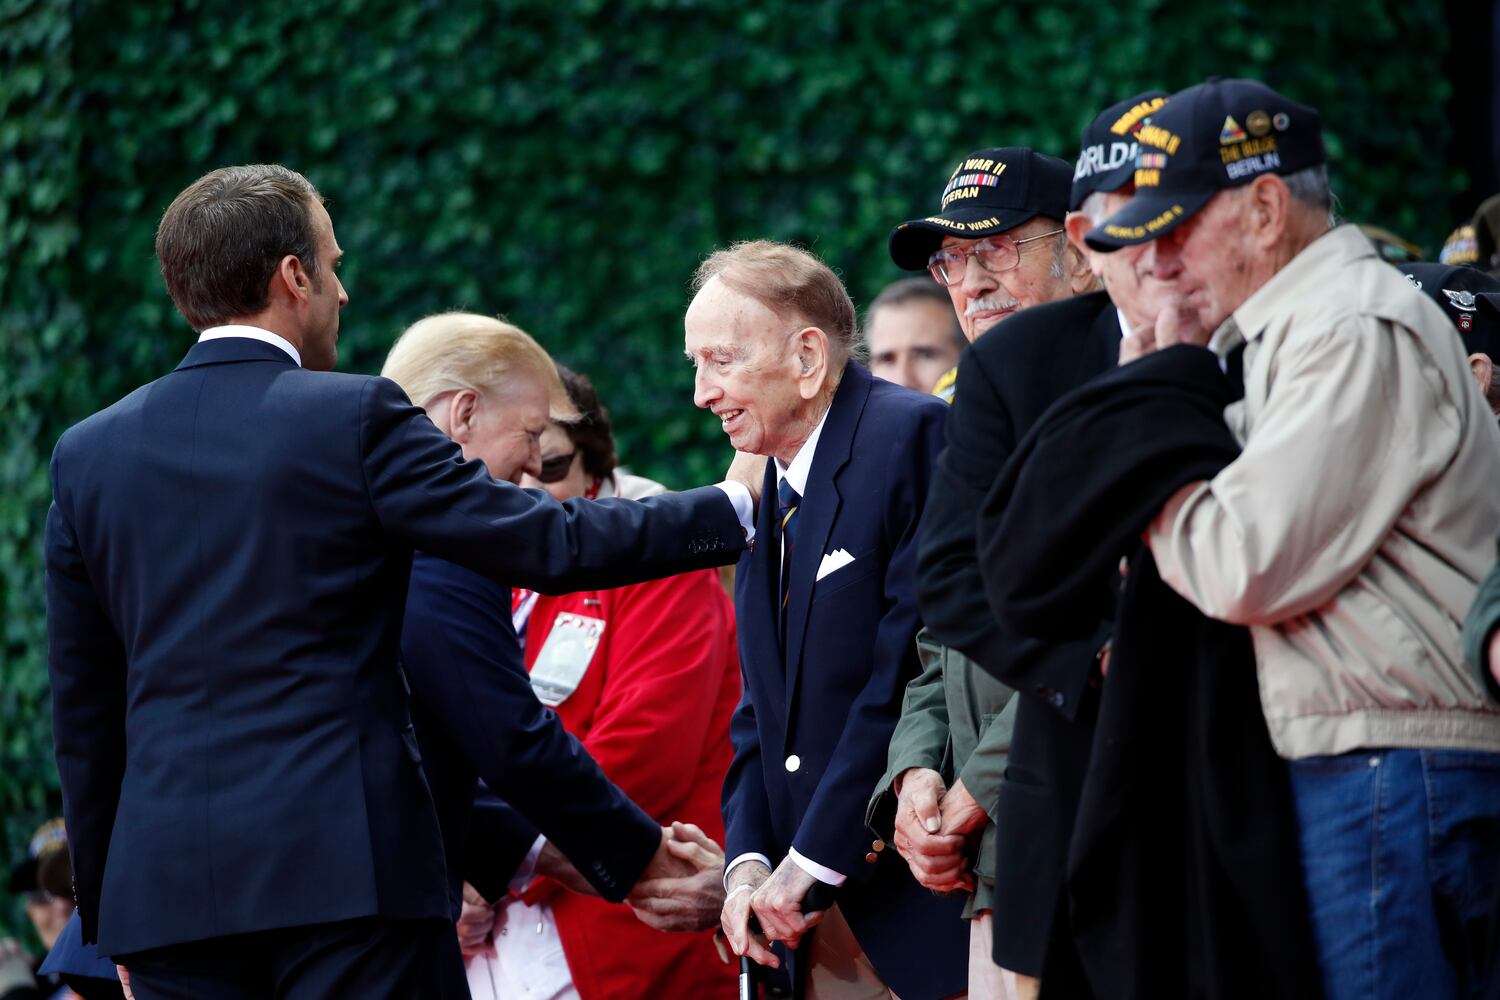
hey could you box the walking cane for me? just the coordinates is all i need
[738,882,838,998]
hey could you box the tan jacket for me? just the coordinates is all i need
[1149,224,1500,759]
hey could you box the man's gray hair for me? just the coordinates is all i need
[1078,191,1112,226]
[1282,163,1338,226]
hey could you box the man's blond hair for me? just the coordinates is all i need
[381,312,572,417]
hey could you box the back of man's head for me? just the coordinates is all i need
[692,240,860,366]
[156,164,323,332]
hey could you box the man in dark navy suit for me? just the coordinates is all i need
[44,165,755,999]
[378,312,720,989]
[693,241,967,999]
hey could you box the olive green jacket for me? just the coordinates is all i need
[1464,539,1500,702]
[866,627,1016,918]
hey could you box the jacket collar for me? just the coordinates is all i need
[1216,223,1371,351]
[174,336,301,372]
[781,361,872,695]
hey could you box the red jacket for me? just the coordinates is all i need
[517,567,740,999]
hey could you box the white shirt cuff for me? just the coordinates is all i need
[788,846,846,886]
[714,481,757,544]
[723,852,773,890]
[508,834,548,895]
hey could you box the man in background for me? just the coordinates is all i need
[864,277,965,396]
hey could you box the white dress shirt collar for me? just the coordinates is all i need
[197,325,302,367]
[1116,308,1132,339]
[774,404,831,497]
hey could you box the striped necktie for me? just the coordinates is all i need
[777,478,801,635]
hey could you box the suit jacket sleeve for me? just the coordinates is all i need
[573,572,732,820]
[721,679,776,866]
[464,790,542,903]
[916,341,1107,720]
[402,554,660,902]
[794,404,946,876]
[359,377,743,593]
[45,443,128,945]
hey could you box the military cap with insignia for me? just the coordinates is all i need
[1440,224,1482,267]
[1398,262,1500,358]
[8,816,72,898]
[889,146,1073,271]
[1086,77,1326,251]
[1071,89,1171,210]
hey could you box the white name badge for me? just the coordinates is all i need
[530,613,605,706]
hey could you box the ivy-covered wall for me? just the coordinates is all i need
[0,0,1457,942]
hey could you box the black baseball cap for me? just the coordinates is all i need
[1398,263,1500,357]
[1071,90,1171,210]
[889,147,1073,271]
[1086,78,1326,251]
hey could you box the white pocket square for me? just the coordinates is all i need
[816,548,856,581]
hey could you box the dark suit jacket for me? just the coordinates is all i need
[401,553,661,916]
[913,290,1120,977]
[721,362,967,1000]
[44,336,743,955]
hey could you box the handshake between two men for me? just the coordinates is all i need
[457,822,730,962]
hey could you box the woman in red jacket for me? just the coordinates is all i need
[463,367,740,1000]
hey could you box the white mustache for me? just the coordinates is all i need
[966,295,1020,316]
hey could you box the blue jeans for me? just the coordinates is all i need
[1288,748,1500,1000]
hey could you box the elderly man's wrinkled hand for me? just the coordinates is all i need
[748,856,826,950]
[720,859,778,968]
[893,768,974,893]
[725,451,768,511]
[1153,295,1212,349]
[628,822,727,932]
[1119,321,1157,365]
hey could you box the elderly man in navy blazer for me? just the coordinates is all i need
[692,241,968,999]
[44,164,756,999]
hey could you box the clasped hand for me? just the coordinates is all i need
[892,768,987,893]
[626,821,727,933]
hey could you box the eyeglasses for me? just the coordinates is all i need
[927,229,1066,286]
[535,450,577,484]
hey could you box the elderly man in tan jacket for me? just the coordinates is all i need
[1087,79,1500,1000]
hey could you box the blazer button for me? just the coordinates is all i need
[871,839,885,853]
[865,852,879,864]
[785,754,801,773]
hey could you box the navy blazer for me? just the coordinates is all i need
[721,362,967,1000]
[44,337,743,955]
[402,553,661,916]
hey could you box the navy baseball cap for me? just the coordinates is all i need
[8,818,70,897]
[889,147,1073,271]
[1070,90,1171,211]
[1399,263,1500,357]
[1086,78,1326,251]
